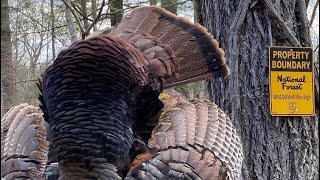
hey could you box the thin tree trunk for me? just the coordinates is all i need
[199,0,319,179]
[1,0,15,117]
[110,0,123,26]
[150,0,157,5]
[193,0,203,24]
[91,0,97,31]
[160,0,177,14]
[64,0,77,43]
[80,0,89,30]
[50,0,55,59]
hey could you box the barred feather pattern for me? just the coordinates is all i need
[100,6,230,88]
[1,104,49,179]
[127,99,243,180]
[39,35,151,179]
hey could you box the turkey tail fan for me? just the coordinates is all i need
[1,104,49,179]
[126,99,243,180]
[103,5,230,88]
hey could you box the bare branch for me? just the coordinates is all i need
[61,0,85,33]
[11,7,71,45]
[3,80,38,87]
[83,0,106,38]
[309,0,319,26]
[80,0,90,30]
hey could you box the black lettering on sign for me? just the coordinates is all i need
[269,47,313,72]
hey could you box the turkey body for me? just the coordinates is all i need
[41,36,149,179]
[38,5,231,179]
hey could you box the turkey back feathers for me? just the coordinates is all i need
[40,35,153,179]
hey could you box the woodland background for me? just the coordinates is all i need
[1,0,319,179]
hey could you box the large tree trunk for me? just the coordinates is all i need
[1,0,15,117]
[199,0,319,179]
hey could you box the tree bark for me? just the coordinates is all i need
[200,0,319,179]
[110,0,123,26]
[64,0,78,43]
[193,0,203,24]
[1,0,15,117]
[161,0,177,14]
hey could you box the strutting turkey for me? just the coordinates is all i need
[36,5,232,179]
[1,103,49,179]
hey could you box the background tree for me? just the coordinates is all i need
[150,0,158,5]
[195,0,319,179]
[64,0,78,43]
[1,0,15,117]
[110,0,123,26]
[161,0,177,14]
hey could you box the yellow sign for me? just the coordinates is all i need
[269,46,315,116]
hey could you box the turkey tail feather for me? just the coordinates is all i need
[101,6,229,88]
[1,104,49,179]
[128,99,243,180]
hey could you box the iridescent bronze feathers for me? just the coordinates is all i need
[127,99,243,180]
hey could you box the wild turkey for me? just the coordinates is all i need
[37,5,230,179]
[126,99,243,180]
[1,103,49,179]
[136,88,187,142]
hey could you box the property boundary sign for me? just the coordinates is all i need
[269,46,315,116]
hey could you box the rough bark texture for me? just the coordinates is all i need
[200,0,319,179]
[1,0,15,117]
